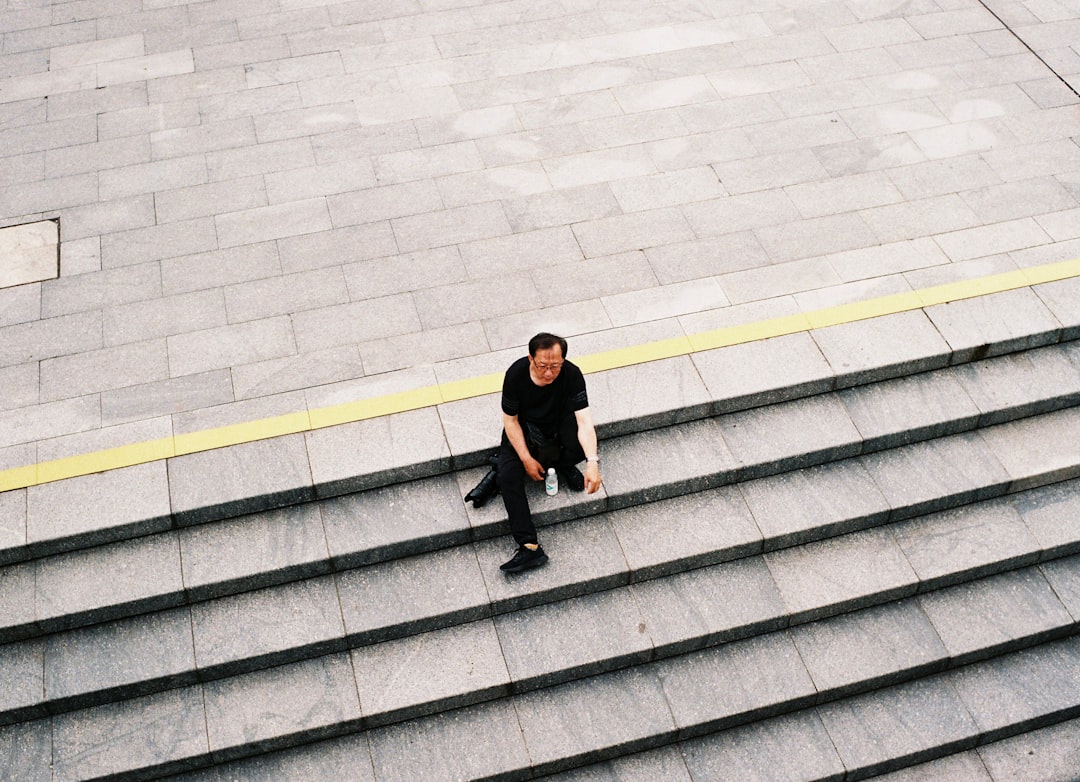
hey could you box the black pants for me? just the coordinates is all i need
[498,414,584,546]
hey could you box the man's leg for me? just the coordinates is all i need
[497,433,537,546]
[555,413,586,491]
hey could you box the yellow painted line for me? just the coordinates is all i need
[308,386,444,429]
[439,372,503,404]
[916,268,1033,307]
[1023,256,1080,286]
[1,257,1078,493]
[37,438,176,484]
[173,411,313,456]
[0,464,37,493]
[574,335,694,374]
[688,312,813,352]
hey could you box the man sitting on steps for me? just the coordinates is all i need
[498,332,602,573]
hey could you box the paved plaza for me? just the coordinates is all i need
[1,0,1079,476]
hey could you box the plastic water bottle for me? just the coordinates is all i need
[545,467,558,496]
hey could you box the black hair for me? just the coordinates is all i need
[528,332,568,358]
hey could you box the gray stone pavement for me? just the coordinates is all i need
[0,0,1079,469]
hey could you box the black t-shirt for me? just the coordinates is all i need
[501,356,588,434]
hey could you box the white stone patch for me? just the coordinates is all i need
[0,220,59,289]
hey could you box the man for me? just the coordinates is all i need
[498,332,602,573]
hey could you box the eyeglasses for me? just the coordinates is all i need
[533,361,563,372]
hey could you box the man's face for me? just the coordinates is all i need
[529,344,564,386]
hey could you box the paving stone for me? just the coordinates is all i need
[102,370,235,427]
[718,394,864,478]
[475,515,628,612]
[764,526,919,622]
[223,266,350,323]
[0,637,44,722]
[102,288,227,347]
[437,393,502,465]
[818,675,979,777]
[24,461,171,553]
[811,310,952,387]
[656,632,817,738]
[977,406,1080,491]
[0,489,27,564]
[159,242,280,297]
[861,432,1011,520]
[320,474,470,569]
[191,575,345,676]
[337,545,489,646]
[179,503,330,600]
[739,458,890,550]
[169,434,314,526]
[496,588,652,691]
[0,562,36,642]
[43,607,196,711]
[601,277,730,327]
[516,665,677,774]
[893,499,1041,590]
[1040,554,1080,620]
[576,355,713,437]
[948,636,1080,740]
[680,710,846,782]
[203,652,361,762]
[925,288,1063,363]
[306,407,451,497]
[368,699,530,782]
[35,533,184,632]
[167,314,297,376]
[1033,276,1080,338]
[919,567,1074,665]
[600,418,739,511]
[837,367,981,452]
[692,332,835,414]
[52,686,210,781]
[1011,480,1080,558]
[0,309,102,368]
[231,346,365,401]
[632,557,788,656]
[792,599,949,698]
[951,343,1080,426]
[608,485,761,581]
[0,719,52,782]
[412,273,543,330]
[977,716,1080,781]
[163,732,376,782]
[39,336,168,403]
[352,619,510,726]
[536,744,693,782]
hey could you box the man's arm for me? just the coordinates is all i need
[503,413,546,481]
[574,407,602,494]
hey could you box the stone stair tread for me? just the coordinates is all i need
[5,332,1077,570]
[4,465,1077,732]
[129,634,1080,782]
[5,363,1077,648]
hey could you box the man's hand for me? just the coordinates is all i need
[523,455,546,482]
[584,461,601,494]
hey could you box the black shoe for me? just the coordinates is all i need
[558,465,585,492]
[500,545,548,573]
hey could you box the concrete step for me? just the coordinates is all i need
[6,314,1076,569]
[2,463,1077,754]
[2,342,1078,647]
[2,331,1079,779]
[39,613,1078,782]
[0,393,1075,685]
